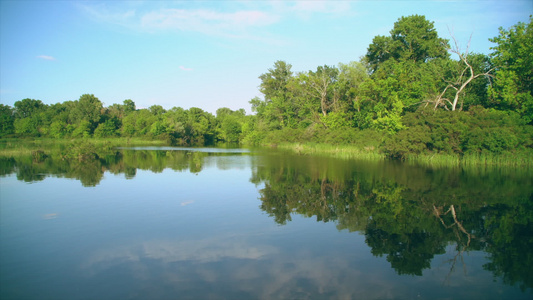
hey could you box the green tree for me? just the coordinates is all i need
[94,119,119,138]
[366,15,449,73]
[69,94,103,131]
[13,98,45,119]
[0,104,15,137]
[488,16,533,123]
[255,60,295,129]
[149,105,166,116]
[49,120,67,138]
[123,99,136,114]
[307,65,340,117]
[216,107,245,142]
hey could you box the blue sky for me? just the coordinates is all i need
[1,0,531,114]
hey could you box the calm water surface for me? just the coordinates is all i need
[1,147,532,299]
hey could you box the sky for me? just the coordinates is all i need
[0,0,531,114]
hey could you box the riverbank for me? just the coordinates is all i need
[1,138,532,167]
[275,142,533,167]
[0,138,167,157]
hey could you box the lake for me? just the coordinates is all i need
[1,147,532,299]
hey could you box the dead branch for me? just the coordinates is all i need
[432,30,493,111]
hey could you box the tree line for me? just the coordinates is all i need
[1,15,531,158]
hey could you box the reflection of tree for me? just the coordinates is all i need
[0,148,248,187]
[253,152,533,288]
[482,198,533,292]
[365,224,445,276]
[0,157,15,176]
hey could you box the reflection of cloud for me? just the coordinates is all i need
[79,233,489,298]
[42,213,58,220]
[82,236,278,274]
[80,235,399,299]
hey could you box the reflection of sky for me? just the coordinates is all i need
[1,155,531,299]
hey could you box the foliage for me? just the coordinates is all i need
[366,15,449,73]
[489,16,533,123]
[2,15,532,165]
[0,104,15,137]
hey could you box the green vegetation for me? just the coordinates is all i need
[1,134,531,290]
[1,15,532,166]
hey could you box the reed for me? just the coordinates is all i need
[277,142,533,168]
[277,143,385,161]
[405,152,533,168]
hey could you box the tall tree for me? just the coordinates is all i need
[255,60,295,128]
[488,16,533,123]
[0,104,15,137]
[307,65,339,117]
[13,98,45,119]
[70,94,103,125]
[366,15,449,73]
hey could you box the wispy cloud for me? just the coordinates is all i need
[37,55,56,61]
[80,3,136,27]
[179,66,193,71]
[270,1,352,19]
[140,8,279,36]
[79,2,351,43]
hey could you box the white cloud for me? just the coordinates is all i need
[291,1,351,14]
[140,8,279,36]
[270,0,352,19]
[80,3,136,27]
[179,66,193,71]
[37,55,56,61]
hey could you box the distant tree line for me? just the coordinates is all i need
[1,15,531,157]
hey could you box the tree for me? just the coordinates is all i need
[259,60,293,101]
[216,107,245,142]
[366,15,449,73]
[13,98,45,119]
[307,65,339,117]
[488,16,533,123]
[123,99,136,114]
[256,60,296,129]
[94,119,119,138]
[69,94,103,126]
[361,15,450,131]
[0,104,15,137]
[149,105,166,116]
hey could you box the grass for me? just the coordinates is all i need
[3,138,532,168]
[277,143,385,161]
[405,152,533,168]
[276,142,533,168]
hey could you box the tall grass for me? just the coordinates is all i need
[404,152,533,168]
[277,142,533,168]
[277,143,385,161]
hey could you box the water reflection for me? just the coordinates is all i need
[1,148,532,298]
[0,148,250,187]
[251,153,533,290]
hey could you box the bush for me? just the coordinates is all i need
[382,126,432,159]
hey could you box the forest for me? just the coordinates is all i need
[1,15,532,163]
